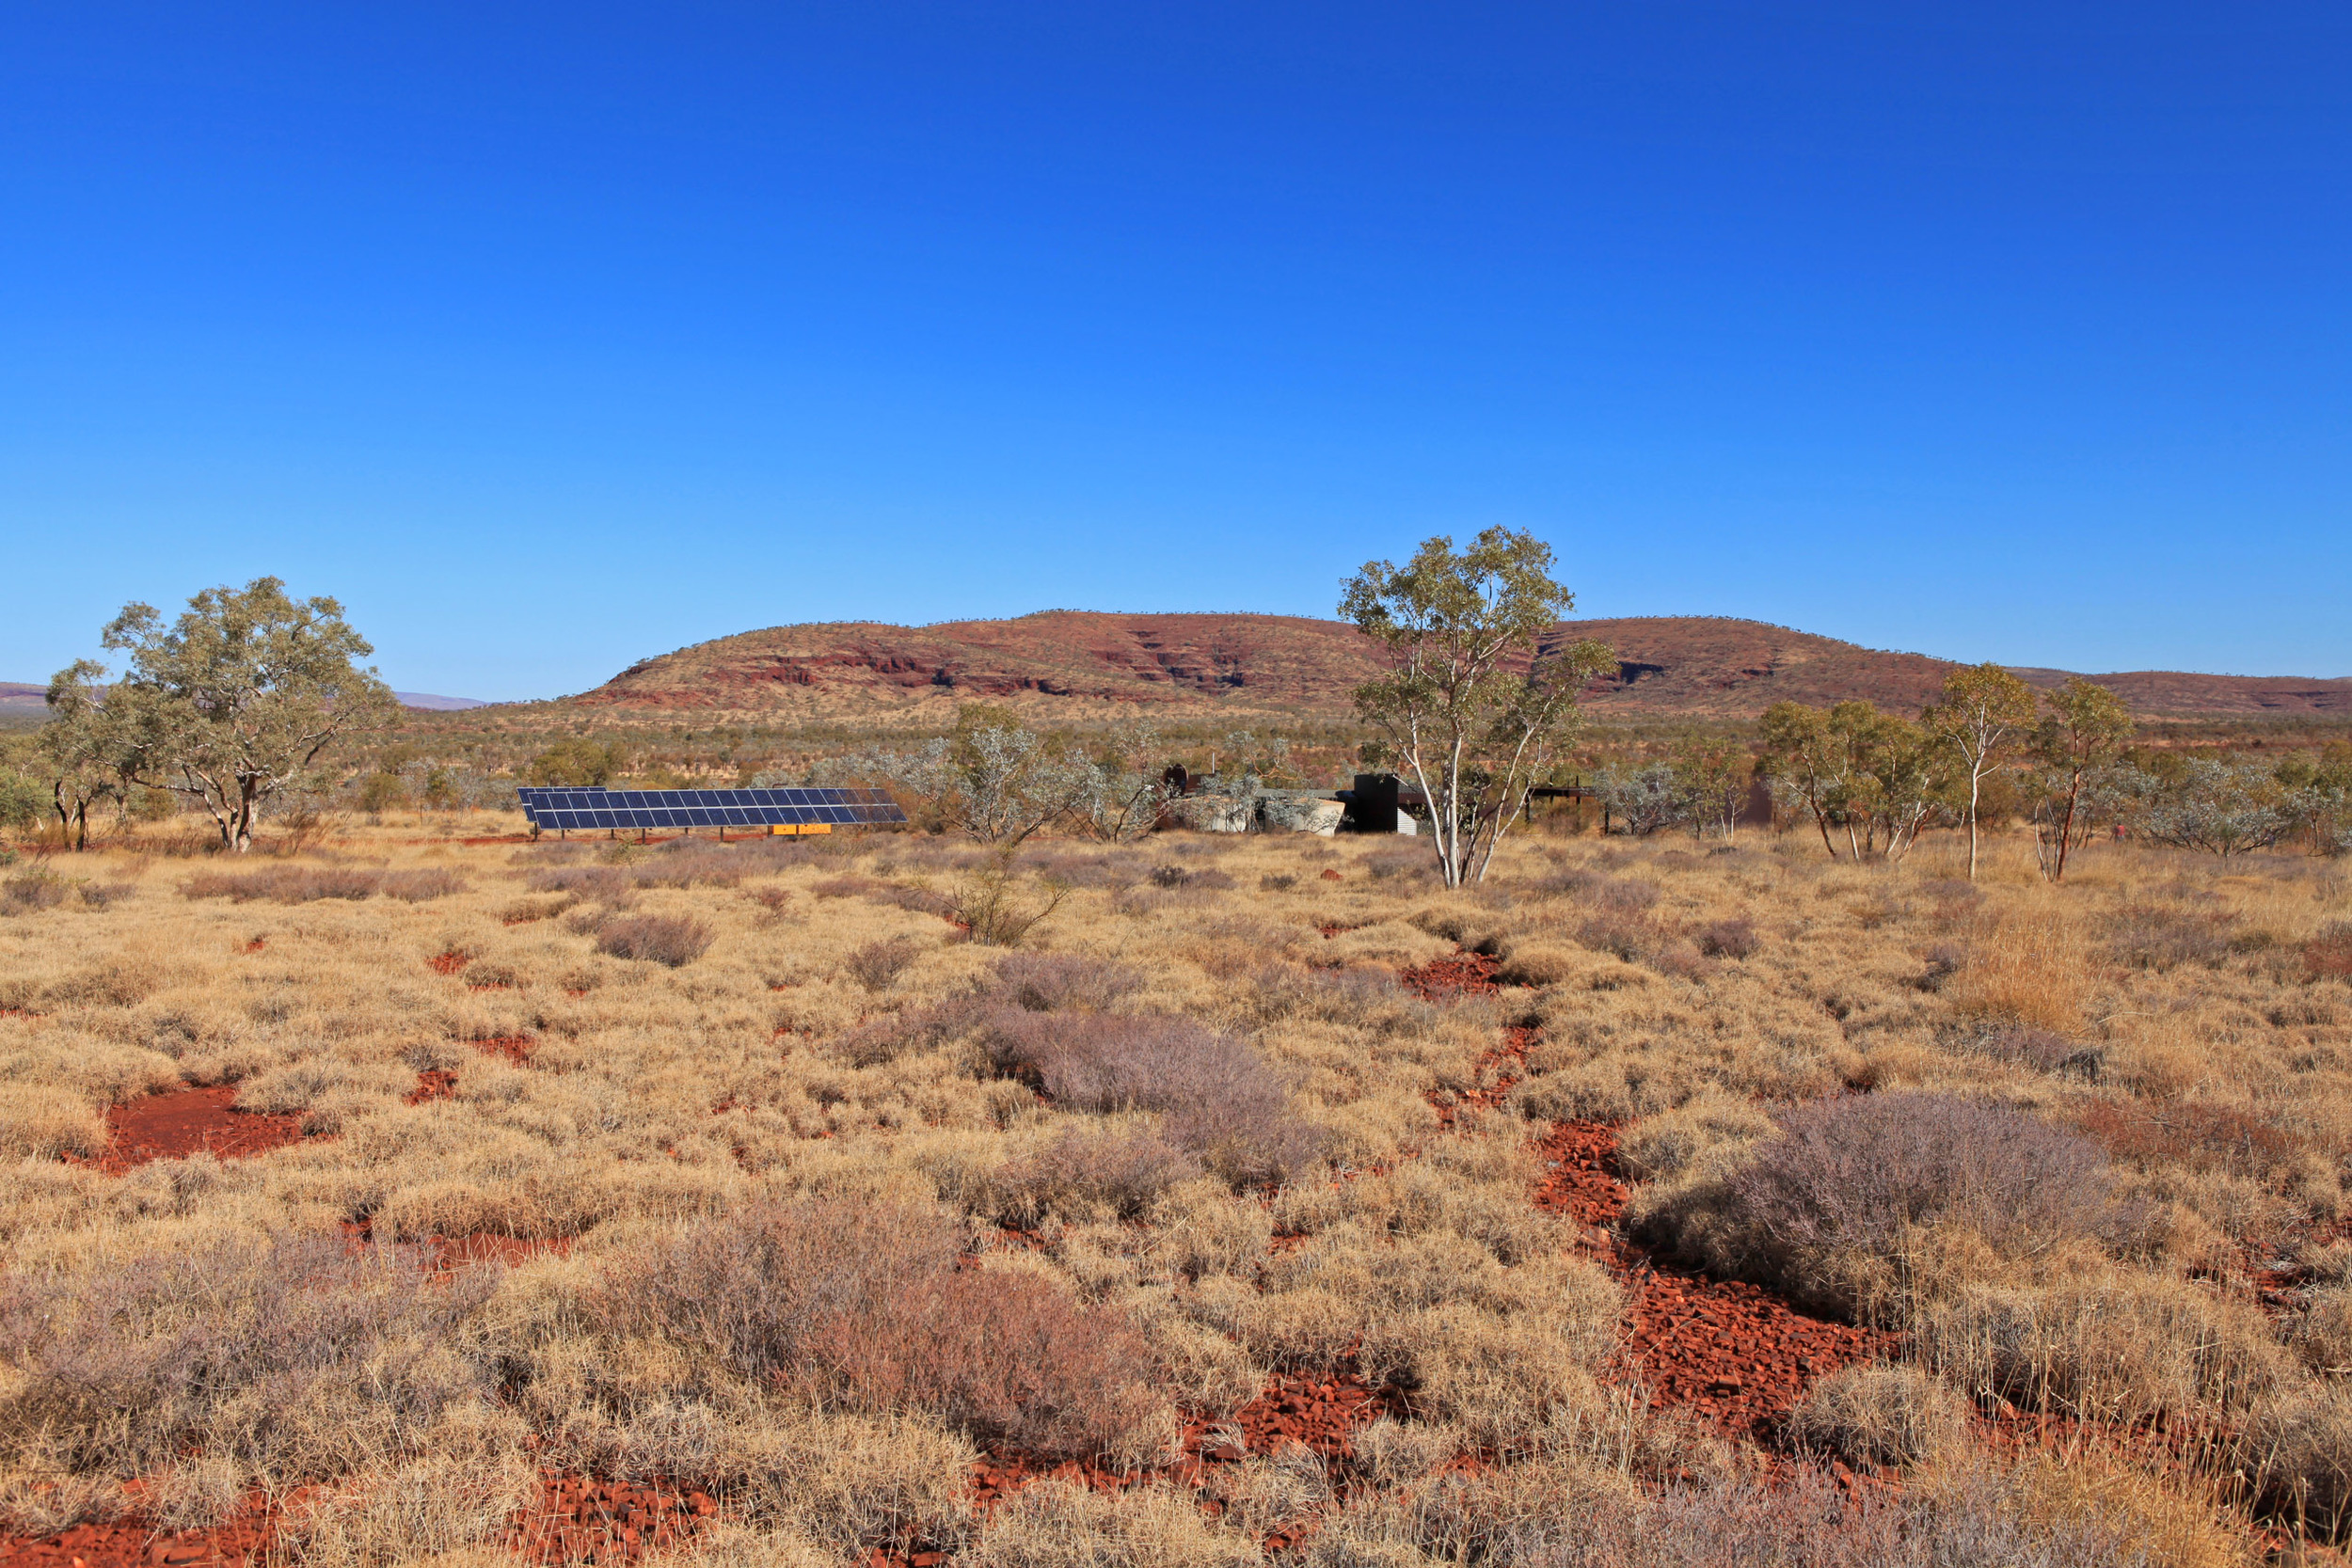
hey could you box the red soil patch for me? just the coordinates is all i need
[1396,950,1501,1002]
[1533,1120,1890,1442]
[0,1493,278,1568]
[406,1069,458,1105]
[75,1087,309,1175]
[1619,1267,1891,1443]
[427,949,472,975]
[0,1007,38,1020]
[241,938,266,954]
[437,1233,572,1269]
[467,1035,535,1066]
[506,1471,708,1564]
[1320,869,1343,881]
[968,1353,1406,1522]
[1432,1023,1532,1130]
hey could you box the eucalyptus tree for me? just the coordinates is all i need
[1341,528,1612,887]
[101,578,398,853]
[1925,663,2039,880]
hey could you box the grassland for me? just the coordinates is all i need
[1,812,2348,1566]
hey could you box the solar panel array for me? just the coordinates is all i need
[517,786,907,832]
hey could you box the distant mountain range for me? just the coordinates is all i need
[0,683,486,716]
[551,612,2352,723]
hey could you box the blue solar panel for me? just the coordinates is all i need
[517,785,906,832]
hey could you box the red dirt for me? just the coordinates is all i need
[467,1035,535,1066]
[1532,1120,1891,1442]
[406,1069,459,1105]
[73,1087,310,1175]
[0,1493,279,1568]
[1431,1023,1532,1130]
[1396,950,1502,1002]
[1320,869,1343,881]
[505,1471,708,1564]
[427,949,472,975]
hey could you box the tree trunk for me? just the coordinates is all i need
[1965,765,1982,880]
[2054,772,2083,881]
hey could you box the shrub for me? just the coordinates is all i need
[1660,1092,2116,1318]
[2253,1387,2352,1537]
[1693,918,1757,960]
[992,952,1145,1013]
[2071,1099,2312,1193]
[980,1011,1324,1186]
[631,846,746,889]
[993,1126,1201,1225]
[77,881,138,909]
[1,874,70,914]
[2104,903,2236,971]
[0,1237,495,1492]
[1786,1363,1967,1468]
[594,1201,1168,1464]
[845,936,924,992]
[954,860,1069,947]
[595,914,713,967]
[379,868,468,903]
[1361,844,1437,883]
[1923,1271,2290,1427]
[812,873,957,919]
[2307,923,2352,982]
[182,866,383,903]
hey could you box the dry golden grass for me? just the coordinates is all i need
[0,812,2345,1560]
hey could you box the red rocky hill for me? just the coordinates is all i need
[557,612,2349,723]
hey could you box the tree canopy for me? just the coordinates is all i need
[1341,528,1611,886]
[102,578,398,853]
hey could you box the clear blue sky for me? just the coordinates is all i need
[4,4,2346,700]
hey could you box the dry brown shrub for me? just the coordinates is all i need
[992,952,1145,1013]
[594,913,714,967]
[182,865,384,903]
[2071,1099,2314,1195]
[993,1125,1200,1225]
[844,935,924,991]
[1,874,72,914]
[594,1199,1168,1464]
[1693,917,1758,959]
[2251,1386,2352,1538]
[968,1479,1258,1568]
[0,1237,497,1498]
[1922,1270,2290,1427]
[1649,1091,2118,1319]
[1962,1023,2105,1079]
[1786,1362,1968,1468]
[2293,1285,2352,1378]
[2306,924,2352,982]
[2106,902,2238,971]
[378,867,468,902]
[979,1010,1324,1185]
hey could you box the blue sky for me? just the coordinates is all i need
[4,4,2346,700]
